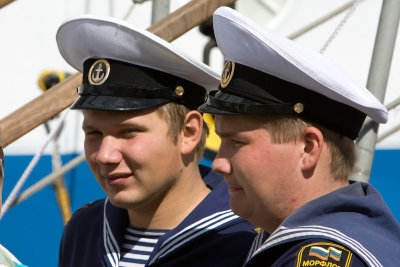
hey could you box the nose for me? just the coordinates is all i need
[211,152,231,176]
[95,135,122,165]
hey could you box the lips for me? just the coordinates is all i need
[228,186,244,195]
[104,172,131,186]
[224,178,243,194]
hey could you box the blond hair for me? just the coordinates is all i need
[156,102,208,161]
[255,115,355,181]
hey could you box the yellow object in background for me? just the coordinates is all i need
[38,70,69,91]
[203,113,221,153]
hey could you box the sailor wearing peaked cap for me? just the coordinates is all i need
[55,15,257,267]
[201,7,400,267]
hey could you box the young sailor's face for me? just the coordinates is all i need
[212,114,301,230]
[82,109,183,211]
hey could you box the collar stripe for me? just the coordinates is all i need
[103,198,120,267]
[159,214,239,259]
[161,210,234,248]
[246,230,267,262]
[149,210,238,264]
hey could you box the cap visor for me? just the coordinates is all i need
[71,95,169,111]
[198,103,238,115]
[198,91,262,115]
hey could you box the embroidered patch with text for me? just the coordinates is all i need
[296,242,353,267]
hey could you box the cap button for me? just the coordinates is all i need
[175,86,184,96]
[294,103,304,113]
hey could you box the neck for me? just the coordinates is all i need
[265,178,349,234]
[127,163,210,229]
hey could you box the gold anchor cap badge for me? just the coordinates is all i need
[88,59,110,85]
[220,60,235,88]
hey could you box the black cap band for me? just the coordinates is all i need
[72,58,207,110]
[77,84,184,99]
[205,90,297,114]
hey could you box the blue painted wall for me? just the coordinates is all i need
[0,150,399,267]
[369,150,400,219]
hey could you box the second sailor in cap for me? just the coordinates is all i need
[199,6,400,267]
[56,15,256,267]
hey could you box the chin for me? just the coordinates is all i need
[230,200,250,218]
[107,191,137,208]
[107,196,127,208]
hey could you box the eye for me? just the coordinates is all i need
[84,129,103,138]
[221,137,245,148]
[119,128,140,139]
[231,138,245,146]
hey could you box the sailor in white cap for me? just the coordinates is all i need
[56,15,256,267]
[199,7,400,267]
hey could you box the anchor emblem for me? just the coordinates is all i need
[220,60,235,88]
[88,59,110,85]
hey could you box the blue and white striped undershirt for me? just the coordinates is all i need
[118,226,169,267]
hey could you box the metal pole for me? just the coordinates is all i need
[151,0,170,24]
[351,0,400,182]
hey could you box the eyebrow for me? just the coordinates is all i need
[214,130,236,138]
[81,122,94,131]
[82,120,146,131]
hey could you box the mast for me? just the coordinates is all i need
[352,0,400,182]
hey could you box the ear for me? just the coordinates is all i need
[180,110,203,155]
[301,126,324,174]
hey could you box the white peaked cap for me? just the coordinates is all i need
[212,7,387,124]
[56,15,219,91]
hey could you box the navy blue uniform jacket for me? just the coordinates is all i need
[58,166,257,267]
[245,182,400,267]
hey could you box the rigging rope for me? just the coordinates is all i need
[123,2,136,20]
[319,0,362,54]
[0,110,70,220]
[49,127,72,225]
[10,154,86,209]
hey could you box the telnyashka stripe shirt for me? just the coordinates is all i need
[119,226,169,267]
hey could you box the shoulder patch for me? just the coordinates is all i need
[254,227,262,233]
[296,242,353,267]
